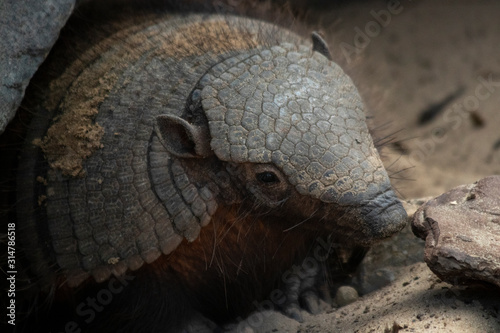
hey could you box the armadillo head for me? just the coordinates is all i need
[157,41,406,245]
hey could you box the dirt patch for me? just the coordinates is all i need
[36,99,105,178]
[36,70,112,177]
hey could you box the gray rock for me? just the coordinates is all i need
[412,175,500,288]
[0,0,75,133]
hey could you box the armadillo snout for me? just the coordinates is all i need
[315,179,407,244]
[357,185,407,242]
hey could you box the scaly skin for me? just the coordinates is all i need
[16,13,406,332]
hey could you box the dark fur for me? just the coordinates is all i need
[16,201,349,332]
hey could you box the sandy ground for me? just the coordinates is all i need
[241,262,500,333]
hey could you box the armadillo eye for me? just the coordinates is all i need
[256,172,279,184]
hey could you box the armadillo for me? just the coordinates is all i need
[15,11,407,332]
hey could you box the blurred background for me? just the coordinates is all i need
[310,0,500,199]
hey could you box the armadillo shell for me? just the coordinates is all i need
[16,14,305,289]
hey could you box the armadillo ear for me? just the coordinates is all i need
[155,115,212,158]
[311,31,332,60]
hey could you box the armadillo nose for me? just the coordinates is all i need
[360,188,407,241]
